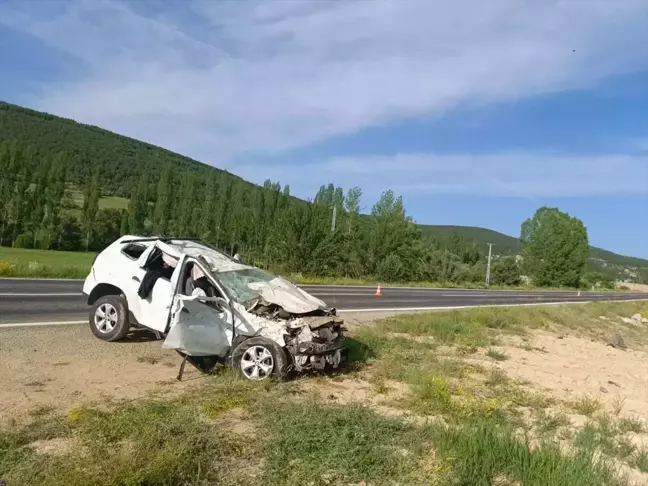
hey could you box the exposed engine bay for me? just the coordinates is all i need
[246,298,348,372]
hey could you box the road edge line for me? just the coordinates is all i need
[0,320,86,328]
[338,298,648,313]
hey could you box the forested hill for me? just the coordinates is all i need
[1,100,646,282]
[0,101,250,197]
[420,225,522,255]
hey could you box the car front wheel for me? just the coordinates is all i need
[231,337,288,381]
[89,295,131,342]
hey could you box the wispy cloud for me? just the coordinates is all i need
[1,0,647,198]
[234,152,648,199]
[2,1,648,154]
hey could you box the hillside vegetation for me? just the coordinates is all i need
[422,224,648,282]
[1,101,646,285]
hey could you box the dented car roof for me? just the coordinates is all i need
[119,236,328,312]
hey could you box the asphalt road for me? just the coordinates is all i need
[1,278,646,326]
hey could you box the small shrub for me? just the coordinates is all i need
[618,417,645,434]
[631,450,648,472]
[612,396,626,417]
[537,410,571,435]
[570,396,602,417]
[409,374,453,413]
[29,404,56,418]
[484,368,509,387]
[615,436,637,459]
[486,348,509,362]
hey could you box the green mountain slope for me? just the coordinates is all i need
[0,101,254,197]
[2,100,646,281]
[420,225,522,255]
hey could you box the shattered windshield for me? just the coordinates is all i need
[218,267,277,304]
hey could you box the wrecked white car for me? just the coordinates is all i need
[83,236,347,381]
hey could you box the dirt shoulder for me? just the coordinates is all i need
[0,310,399,417]
[0,324,203,417]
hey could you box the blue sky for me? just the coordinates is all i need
[1,0,647,257]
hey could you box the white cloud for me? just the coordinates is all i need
[232,153,648,199]
[1,0,648,194]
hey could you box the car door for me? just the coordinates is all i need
[132,242,185,332]
[163,290,235,357]
[118,243,155,325]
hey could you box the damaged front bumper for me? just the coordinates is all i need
[289,340,348,372]
[283,316,348,372]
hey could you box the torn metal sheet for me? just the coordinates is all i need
[292,316,344,329]
[248,277,327,314]
[162,294,232,357]
[231,302,288,346]
[166,240,248,273]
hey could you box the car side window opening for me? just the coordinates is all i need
[136,248,179,300]
[180,261,223,303]
[143,248,178,281]
[121,243,147,260]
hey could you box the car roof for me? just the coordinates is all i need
[117,236,250,273]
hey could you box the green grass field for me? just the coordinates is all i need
[67,188,129,211]
[0,247,94,278]
[3,302,648,485]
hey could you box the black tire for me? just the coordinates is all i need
[89,295,131,342]
[231,337,288,381]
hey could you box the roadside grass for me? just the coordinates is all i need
[3,302,648,484]
[0,379,627,486]
[348,302,648,482]
[572,414,648,464]
[0,247,93,278]
[433,421,621,486]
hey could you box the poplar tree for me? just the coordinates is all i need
[82,168,100,251]
[152,164,172,236]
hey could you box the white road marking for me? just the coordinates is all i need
[0,277,84,281]
[0,293,82,297]
[0,320,86,328]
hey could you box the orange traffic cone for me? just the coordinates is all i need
[375,283,383,296]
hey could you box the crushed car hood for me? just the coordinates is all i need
[247,277,327,314]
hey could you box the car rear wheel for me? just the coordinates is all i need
[89,295,130,342]
[231,337,288,381]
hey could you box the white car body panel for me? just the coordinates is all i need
[137,278,175,332]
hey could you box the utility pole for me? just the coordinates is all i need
[485,243,493,287]
[331,205,337,233]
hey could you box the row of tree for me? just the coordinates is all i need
[1,140,596,287]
